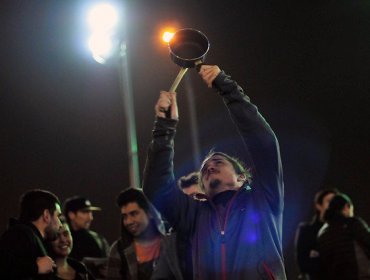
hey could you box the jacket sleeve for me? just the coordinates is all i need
[106,241,123,280]
[294,223,320,274]
[213,71,284,215]
[352,217,370,257]
[101,235,110,257]
[142,117,199,234]
[0,227,40,278]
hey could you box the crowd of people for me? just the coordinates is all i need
[1,65,369,280]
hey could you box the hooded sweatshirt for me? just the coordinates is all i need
[106,189,182,280]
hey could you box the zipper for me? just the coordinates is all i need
[210,190,242,280]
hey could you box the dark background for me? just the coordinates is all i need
[1,0,369,278]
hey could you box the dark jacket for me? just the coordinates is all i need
[150,232,188,280]
[317,216,370,280]
[106,190,183,280]
[143,71,286,280]
[295,216,323,280]
[69,229,109,261]
[0,218,52,280]
[52,258,95,280]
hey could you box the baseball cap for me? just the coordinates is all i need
[63,196,101,215]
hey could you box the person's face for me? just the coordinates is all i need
[342,203,354,217]
[51,223,73,258]
[182,184,202,197]
[69,210,94,230]
[200,155,245,197]
[316,192,336,220]
[121,202,150,237]
[45,203,63,241]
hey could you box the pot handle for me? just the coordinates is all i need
[168,60,203,93]
[165,60,203,118]
[169,67,189,93]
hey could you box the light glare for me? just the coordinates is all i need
[87,3,118,31]
[162,31,174,43]
[88,32,113,63]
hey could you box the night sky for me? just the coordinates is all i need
[1,0,369,278]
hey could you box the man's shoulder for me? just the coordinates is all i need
[345,216,369,230]
[110,238,120,248]
[298,219,321,231]
[111,237,133,250]
[88,229,110,246]
[76,229,104,240]
[1,223,36,240]
[295,221,321,238]
[87,229,102,238]
[109,237,135,259]
[347,216,366,224]
[0,223,42,253]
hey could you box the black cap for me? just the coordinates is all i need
[63,196,101,215]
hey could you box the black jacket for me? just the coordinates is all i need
[295,217,323,280]
[0,218,52,280]
[318,216,370,280]
[143,71,286,280]
[69,229,109,261]
[150,232,189,280]
[52,258,95,280]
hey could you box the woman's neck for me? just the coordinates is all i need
[55,257,76,280]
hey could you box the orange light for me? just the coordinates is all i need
[162,31,174,43]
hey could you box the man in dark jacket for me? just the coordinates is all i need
[0,189,63,279]
[294,189,337,280]
[106,188,182,280]
[143,65,286,279]
[63,196,109,279]
[63,196,109,261]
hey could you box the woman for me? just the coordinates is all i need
[317,193,370,280]
[48,220,95,280]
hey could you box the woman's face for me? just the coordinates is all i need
[51,223,73,257]
[342,203,354,218]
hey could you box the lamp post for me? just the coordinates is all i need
[87,3,140,188]
[117,42,140,189]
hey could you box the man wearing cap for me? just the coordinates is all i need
[63,196,109,261]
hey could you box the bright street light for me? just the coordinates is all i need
[88,32,114,64]
[87,3,120,64]
[85,2,140,188]
[87,3,118,31]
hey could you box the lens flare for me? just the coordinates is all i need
[162,31,174,43]
[87,3,118,31]
[88,32,113,63]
